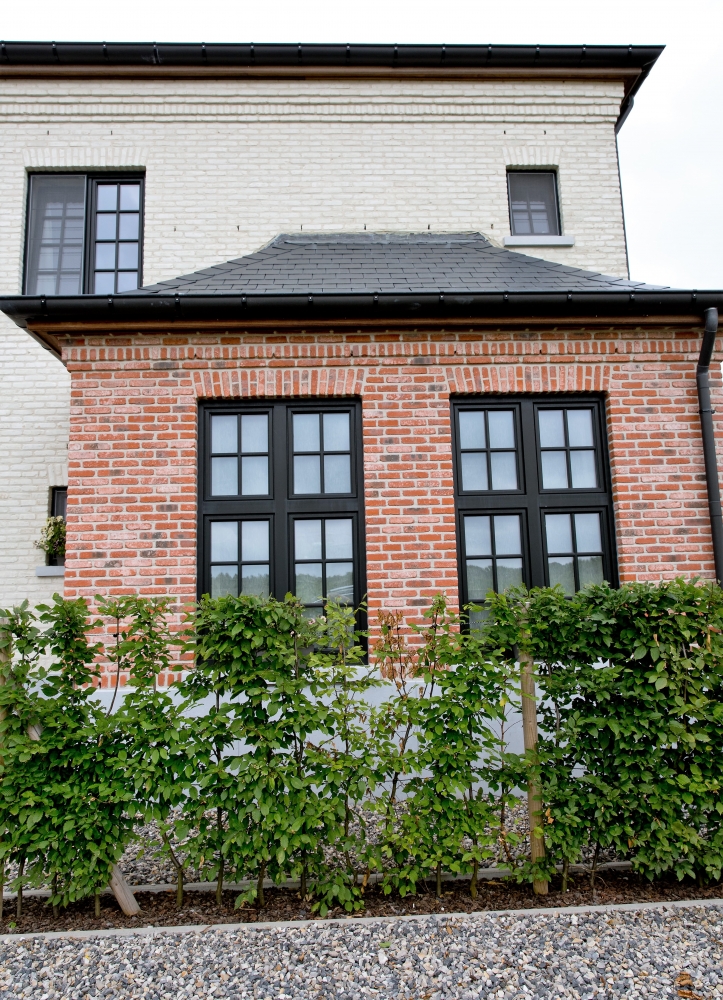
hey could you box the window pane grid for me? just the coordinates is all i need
[457,409,518,492]
[294,517,354,610]
[210,519,271,599]
[538,407,598,490]
[545,511,605,595]
[25,175,86,295]
[209,413,270,497]
[92,180,142,294]
[463,514,523,599]
[292,412,352,495]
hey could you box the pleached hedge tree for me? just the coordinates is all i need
[1,577,722,919]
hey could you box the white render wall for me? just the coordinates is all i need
[0,74,629,605]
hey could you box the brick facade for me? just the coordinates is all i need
[0,70,635,606]
[60,320,721,678]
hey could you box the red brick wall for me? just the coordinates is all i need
[60,322,722,671]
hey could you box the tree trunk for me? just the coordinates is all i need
[519,649,548,895]
[109,865,140,916]
[257,863,266,909]
[435,861,442,899]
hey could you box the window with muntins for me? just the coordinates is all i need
[453,397,615,626]
[507,171,561,237]
[24,173,144,295]
[199,401,365,617]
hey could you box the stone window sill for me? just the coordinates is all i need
[503,235,575,247]
[36,566,65,577]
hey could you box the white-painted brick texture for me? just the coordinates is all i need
[0,74,630,604]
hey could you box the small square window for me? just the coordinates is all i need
[507,172,561,237]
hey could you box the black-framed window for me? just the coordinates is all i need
[199,401,365,617]
[50,486,67,521]
[507,171,561,237]
[453,397,615,622]
[24,173,144,295]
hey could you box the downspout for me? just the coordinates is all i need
[697,307,723,583]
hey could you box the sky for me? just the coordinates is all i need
[3,0,722,288]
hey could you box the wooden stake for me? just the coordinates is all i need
[109,865,141,916]
[519,649,548,896]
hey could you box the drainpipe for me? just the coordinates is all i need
[697,307,723,583]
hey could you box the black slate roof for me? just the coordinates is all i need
[135,233,666,297]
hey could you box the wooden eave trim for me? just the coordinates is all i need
[0,65,638,84]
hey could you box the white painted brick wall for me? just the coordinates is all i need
[0,74,629,605]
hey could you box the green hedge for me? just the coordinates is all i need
[1,580,721,917]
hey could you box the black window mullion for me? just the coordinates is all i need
[273,403,290,598]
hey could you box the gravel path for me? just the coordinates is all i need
[1,905,721,999]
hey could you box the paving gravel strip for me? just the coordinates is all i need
[1,904,721,999]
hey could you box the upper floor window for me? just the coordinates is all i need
[453,397,615,625]
[24,174,144,295]
[507,171,560,237]
[200,401,365,618]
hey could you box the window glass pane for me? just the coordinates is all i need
[211,521,238,562]
[118,243,139,269]
[241,520,269,562]
[461,452,488,491]
[490,452,518,490]
[96,184,118,211]
[508,173,559,236]
[211,566,238,598]
[116,271,138,292]
[324,454,351,493]
[294,455,321,494]
[94,271,115,294]
[459,411,486,450]
[119,213,140,239]
[325,519,353,559]
[493,515,522,556]
[295,564,324,604]
[119,183,141,211]
[546,513,573,553]
[464,515,492,557]
[326,563,354,603]
[570,451,597,489]
[241,564,270,597]
[95,243,116,270]
[538,410,565,448]
[574,513,602,553]
[323,412,350,451]
[293,413,320,452]
[541,451,569,489]
[96,214,116,240]
[548,556,575,595]
[497,558,523,591]
[212,456,238,496]
[466,559,493,599]
[26,175,86,295]
[567,409,594,447]
[212,415,237,453]
[487,410,515,449]
[241,414,267,453]
[295,520,322,560]
[241,456,268,495]
[578,555,604,589]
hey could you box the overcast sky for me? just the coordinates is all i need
[4,0,721,288]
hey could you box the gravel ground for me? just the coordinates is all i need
[1,904,721,999]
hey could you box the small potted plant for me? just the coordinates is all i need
[36,515,66,566]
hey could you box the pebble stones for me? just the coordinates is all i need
[1,905,721,999]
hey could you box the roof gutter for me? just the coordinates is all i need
[697,307,723,583]
[1,289,722,332]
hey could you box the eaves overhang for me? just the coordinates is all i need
[2,289,720,344]
[0,42,664,128]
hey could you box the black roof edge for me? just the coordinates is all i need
[1,289,719,332]
[0,41,664,70]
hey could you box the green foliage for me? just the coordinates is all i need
[477,579,723,884]
[34,516,66,560]
[2,580,722,920]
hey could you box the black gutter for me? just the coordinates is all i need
[697,307,723,583]
[1,289,721,330]
[0,41,664,72]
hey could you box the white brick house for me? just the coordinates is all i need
[0,42,663,606]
